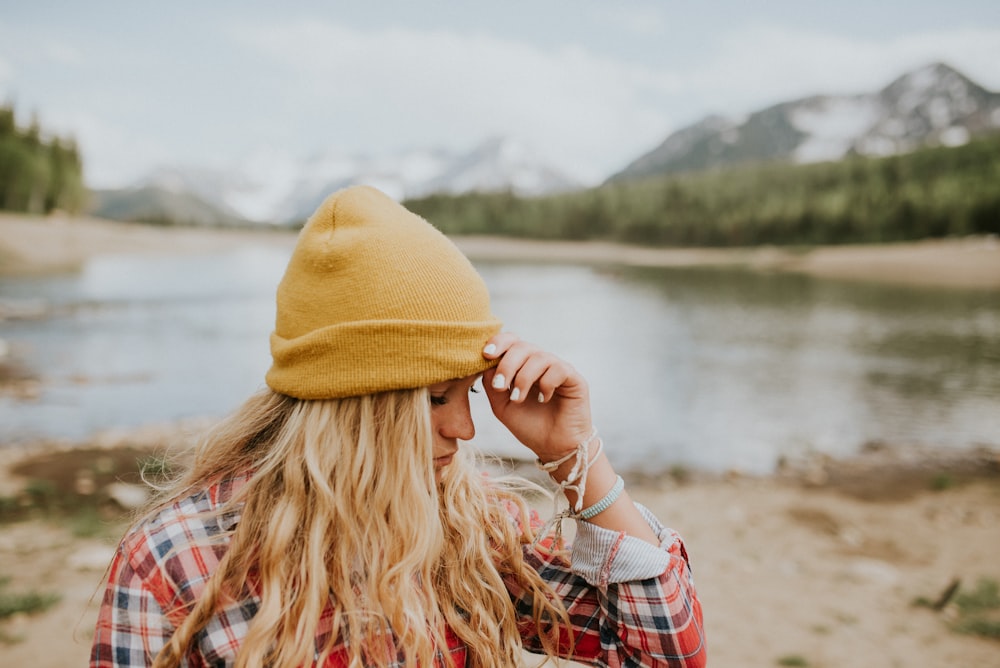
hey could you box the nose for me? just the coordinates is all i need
[438,399,476,442]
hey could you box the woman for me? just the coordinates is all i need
[90,186,706,667]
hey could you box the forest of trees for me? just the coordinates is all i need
[0,104,87,215]
[406,133,1000,247]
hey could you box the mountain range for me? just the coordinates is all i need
[89,61,1000,227]
[609,62,1000,182]
[90,137,580,227]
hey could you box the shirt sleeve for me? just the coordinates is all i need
[90,539,177,667]
[508,502,707,668]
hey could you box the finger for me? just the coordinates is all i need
[505,353,555,403]
[482,368,512,414]
[489,340,543,393]
[536,362,584,403]
[482,367,506,404]
[482,331,521,359]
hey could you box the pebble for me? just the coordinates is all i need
[845,558,900,586]
[105,482,149,510]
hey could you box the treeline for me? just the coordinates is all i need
[406,133,1000,246]
[0,104,87,214]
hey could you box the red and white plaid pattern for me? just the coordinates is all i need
[91,475,705,666]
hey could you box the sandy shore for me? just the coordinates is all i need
[456,235,1000,290]
[2,212,999,289]
[0,213,297,276]
[0,430,998,667]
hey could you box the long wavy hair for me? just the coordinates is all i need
[145,387,571,667]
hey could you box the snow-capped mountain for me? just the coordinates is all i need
[105,137,579,226]
[610,62,1000,182]
[413,137,580,198]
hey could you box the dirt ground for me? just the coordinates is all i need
[0,432,998,668]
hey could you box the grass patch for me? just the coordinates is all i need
[138,453,172,481]
[668,464,691,484]
[930,472,955,491]
[0,576,60,620]
[951,578,1000,641]
[953,616,1000,640]
[955,578,1000,613]
[776,655,810,667]
[1,446,176,532]
[65,505,116,539]
[918,577,1000,641]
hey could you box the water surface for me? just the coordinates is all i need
[2,248,997,474]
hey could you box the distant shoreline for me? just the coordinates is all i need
[2,212,999,289]
[453,234,1000,290]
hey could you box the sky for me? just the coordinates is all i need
[1,1,999,188]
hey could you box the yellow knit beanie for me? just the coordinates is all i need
[266,185,503,399]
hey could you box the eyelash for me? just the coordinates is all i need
[430,385,479,406]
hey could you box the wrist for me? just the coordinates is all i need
[535,427,599,478]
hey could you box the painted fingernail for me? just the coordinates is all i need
[492,373,506,390]
[510,387,521,402]
[537,392,545,403]
[483,343,497,355]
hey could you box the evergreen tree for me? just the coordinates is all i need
[0,103,86,214]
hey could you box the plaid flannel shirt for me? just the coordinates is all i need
[91,474,705,667]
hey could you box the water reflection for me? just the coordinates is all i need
[1,253,997,474]
[474,264,1000,472]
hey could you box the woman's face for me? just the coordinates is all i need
[427,374,479,479]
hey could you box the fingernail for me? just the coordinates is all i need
[537,392,545,403]
[510,387,521,401]
[492,373,506,390]
[483,343,497,355]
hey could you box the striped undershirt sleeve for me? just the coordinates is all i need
[570,502,678,586]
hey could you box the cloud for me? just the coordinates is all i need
[42,40,84,67]
[227,18,1000,181]
[585,5,669,36]
[228,19,682,182]
[44,111,177,188]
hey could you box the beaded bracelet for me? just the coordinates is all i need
[579,475,625,520]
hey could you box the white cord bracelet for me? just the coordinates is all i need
[531,427,612,548]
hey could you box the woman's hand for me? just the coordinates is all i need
[481,333,593,462]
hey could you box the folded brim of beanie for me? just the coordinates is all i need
[267,319,501,400]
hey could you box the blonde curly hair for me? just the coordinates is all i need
[146,388,570,667]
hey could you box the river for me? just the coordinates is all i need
[1,246,998,474]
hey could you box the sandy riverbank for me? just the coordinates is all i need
[0,428,998,667]
[2,212,999,289]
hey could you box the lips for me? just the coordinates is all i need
[434,455,454,467]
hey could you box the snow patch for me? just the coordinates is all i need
[791,97,880,163]
[133,138,577,224]
[939,126,970,147]
[926,97,955,128]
